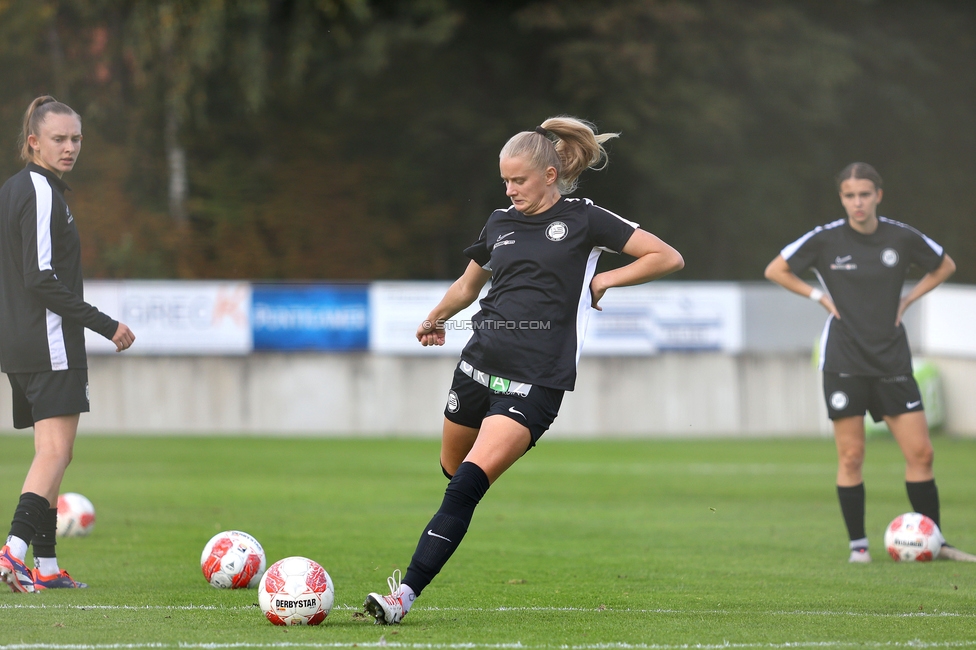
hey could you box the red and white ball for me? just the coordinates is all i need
[201,530,266,589]
[884,512,943,562]
[56,493,96,538]
[258,556,335,626]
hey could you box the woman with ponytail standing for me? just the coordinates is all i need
[362,116,684,624]
[0,96,135,592]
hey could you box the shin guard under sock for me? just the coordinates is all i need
[906,479,940,530]
[837,483,866,542]
[31,508,59,567]
[7,492,50,555]
[404,461,490,596]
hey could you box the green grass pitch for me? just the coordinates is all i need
[1,433,975,648]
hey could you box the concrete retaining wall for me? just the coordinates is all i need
[3,353,972,437]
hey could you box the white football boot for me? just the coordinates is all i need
[364,569,408,625]
[848,548,872,563]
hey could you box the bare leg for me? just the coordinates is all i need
[833,416,866,486]
[440,418,479,478]
[22,414,79,505]
[884,411,934,482]
[461,414,531,484]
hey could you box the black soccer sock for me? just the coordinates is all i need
[837,483,866,543]
[7,492,50,547]
[403,461,490,596]
[31,508,58,560]
[906,479,940,530]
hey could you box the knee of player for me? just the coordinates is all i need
[35,444,73,466]
[838,449,865,472]
[911,444,934,468]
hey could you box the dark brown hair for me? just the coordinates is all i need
[19,96,80,162]
[836,162,883,191]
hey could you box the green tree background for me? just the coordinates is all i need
[0,0,972,282]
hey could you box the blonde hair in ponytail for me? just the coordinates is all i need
[19,96,80,162]
[500,116,619,194]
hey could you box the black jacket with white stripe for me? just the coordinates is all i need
[0,163,117,373]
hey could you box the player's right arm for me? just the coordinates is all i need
[417,260,492,346]
[764,254,840,320]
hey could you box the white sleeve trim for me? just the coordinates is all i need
[30,172,54,271]
[781,227,821,260]
[30,171,68,370]
[587,198,640,229]
[878,216,944,257]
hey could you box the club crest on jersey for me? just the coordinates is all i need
[546,221,568,241]
[881,248,899,267]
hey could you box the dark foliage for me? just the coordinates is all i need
[0,0,972,281]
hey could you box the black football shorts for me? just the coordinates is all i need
[8,368,90,429]
[822,371,923,422]
[443,361,564,448]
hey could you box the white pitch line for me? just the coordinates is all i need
[421,607,974,619]
[3,640,976,650]
[0,603,974,619]
[0,604,972,618]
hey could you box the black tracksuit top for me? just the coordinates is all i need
[0,163,117,373]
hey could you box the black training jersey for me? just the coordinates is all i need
[460,196,637,391]
[781,216,944,376]
[0,163,118,373]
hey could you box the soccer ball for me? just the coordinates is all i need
[884,512,943,562]
[56,493,96,537]
[258,556,335,626]
[201,530,266,589]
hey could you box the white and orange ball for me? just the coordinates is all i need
[884,512,942,562]
[201,530,266,589]
[56,493,96,538]
[258,556,335,626]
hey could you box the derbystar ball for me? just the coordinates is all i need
[258,556,335,626]
[884,512,942,562]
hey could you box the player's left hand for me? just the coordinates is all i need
[589,275,608,311]
[895,297,909,327]
[113,322,135,352]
